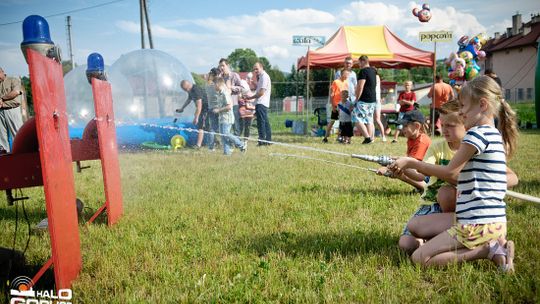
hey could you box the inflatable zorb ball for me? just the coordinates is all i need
[64,65,133,126]
[108,49,195,122]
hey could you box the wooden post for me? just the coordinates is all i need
[431,41,437,136]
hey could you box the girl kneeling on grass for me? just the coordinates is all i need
[389,75,518,272]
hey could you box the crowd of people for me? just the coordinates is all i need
[179,59,272,155]
[2,54,520,272]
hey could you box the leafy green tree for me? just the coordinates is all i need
[21,76,34,116]
[227,48,258,72]
[191,72,205,87]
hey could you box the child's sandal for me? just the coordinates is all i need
[488,240,515,273]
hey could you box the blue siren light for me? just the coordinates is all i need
[20,15,61,63]
[86,53,105,72]
[86,52,107,83]
[21,15,53,45]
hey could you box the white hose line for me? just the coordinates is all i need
[269,152,377,172]
[142,123,540,204]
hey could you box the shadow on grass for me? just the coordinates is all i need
[235,228,401,263]
[0,247,56,302]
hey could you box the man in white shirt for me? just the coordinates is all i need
[245,62,272,146]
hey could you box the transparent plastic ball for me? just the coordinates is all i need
[108,49,195,122]
[64,65,133,127]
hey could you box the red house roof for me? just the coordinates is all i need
[483,22,540,53]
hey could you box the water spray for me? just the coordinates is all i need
[142,122,540,204]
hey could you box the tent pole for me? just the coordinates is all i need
[431,42,437,137]
[306,45,310,135]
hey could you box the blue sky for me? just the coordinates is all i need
[1,0,538,77]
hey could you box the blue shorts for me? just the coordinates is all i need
[401,203,442,236]
[352,101,375,124]
[396,112,405,130]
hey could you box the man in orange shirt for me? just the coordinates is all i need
[323,69,349,143]
[427,75,454,134]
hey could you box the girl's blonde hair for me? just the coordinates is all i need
[213,76,230,94]
[458,75,518,158]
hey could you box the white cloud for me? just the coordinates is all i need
[339,1,408,26]
[262,45,289,60]
[106,2,511,74]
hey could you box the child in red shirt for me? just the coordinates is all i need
[377,110,431,192]
[393,80,417,143]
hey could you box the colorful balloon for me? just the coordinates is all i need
[412,4,431,22]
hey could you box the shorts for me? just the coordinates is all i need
[396,112,405,130]
[330,109,339,120]
[352,101,375,124]
[447,222,507,249]
[401,203,442,236]
[339,121,353,137]
[197,111,208,130]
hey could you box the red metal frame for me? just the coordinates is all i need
[25,48,82,289]
[91,78,123,225]
[0,49,124,289]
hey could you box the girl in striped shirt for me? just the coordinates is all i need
[390,76,518,272]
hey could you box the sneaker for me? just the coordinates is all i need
[382,137,387,142]
[322,137,328,143]
[361,138,373,145]
[240,141,248,153]
[391,139,398,143]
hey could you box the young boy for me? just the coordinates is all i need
[324,69,350,143]
[395,100,464,254]
[337,90,354,144]
[377,109,431,192]
[393,80,416,143]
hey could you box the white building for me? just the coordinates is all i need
[481,13,540,103]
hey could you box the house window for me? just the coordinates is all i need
[526,88,533,100]
[505,89,511,100]
[517,88,524,101]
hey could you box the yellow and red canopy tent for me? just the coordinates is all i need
[297,25,434,69]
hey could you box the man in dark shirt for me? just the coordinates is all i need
[178,80,208,148]
[354,55,377,144]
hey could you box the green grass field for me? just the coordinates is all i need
[1,130,539,303]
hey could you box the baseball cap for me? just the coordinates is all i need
[397,110,425,125]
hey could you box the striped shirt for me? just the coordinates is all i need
[456,125,507,224]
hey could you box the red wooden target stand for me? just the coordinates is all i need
[0,49,123,289]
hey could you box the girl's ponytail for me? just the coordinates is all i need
[498,99,518,159]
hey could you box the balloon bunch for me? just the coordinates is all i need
[445,33,487,85]
[412,4,432,23]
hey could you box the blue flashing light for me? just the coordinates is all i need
[86,53,105,72]
[21,15,53,45]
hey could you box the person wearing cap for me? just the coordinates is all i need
[0,67,24,153]
[377,110,431,190]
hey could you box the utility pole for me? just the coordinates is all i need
[143,0,154,49]
[139,0,146,48]
[139,0,154,49]
[66,16,74,71]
